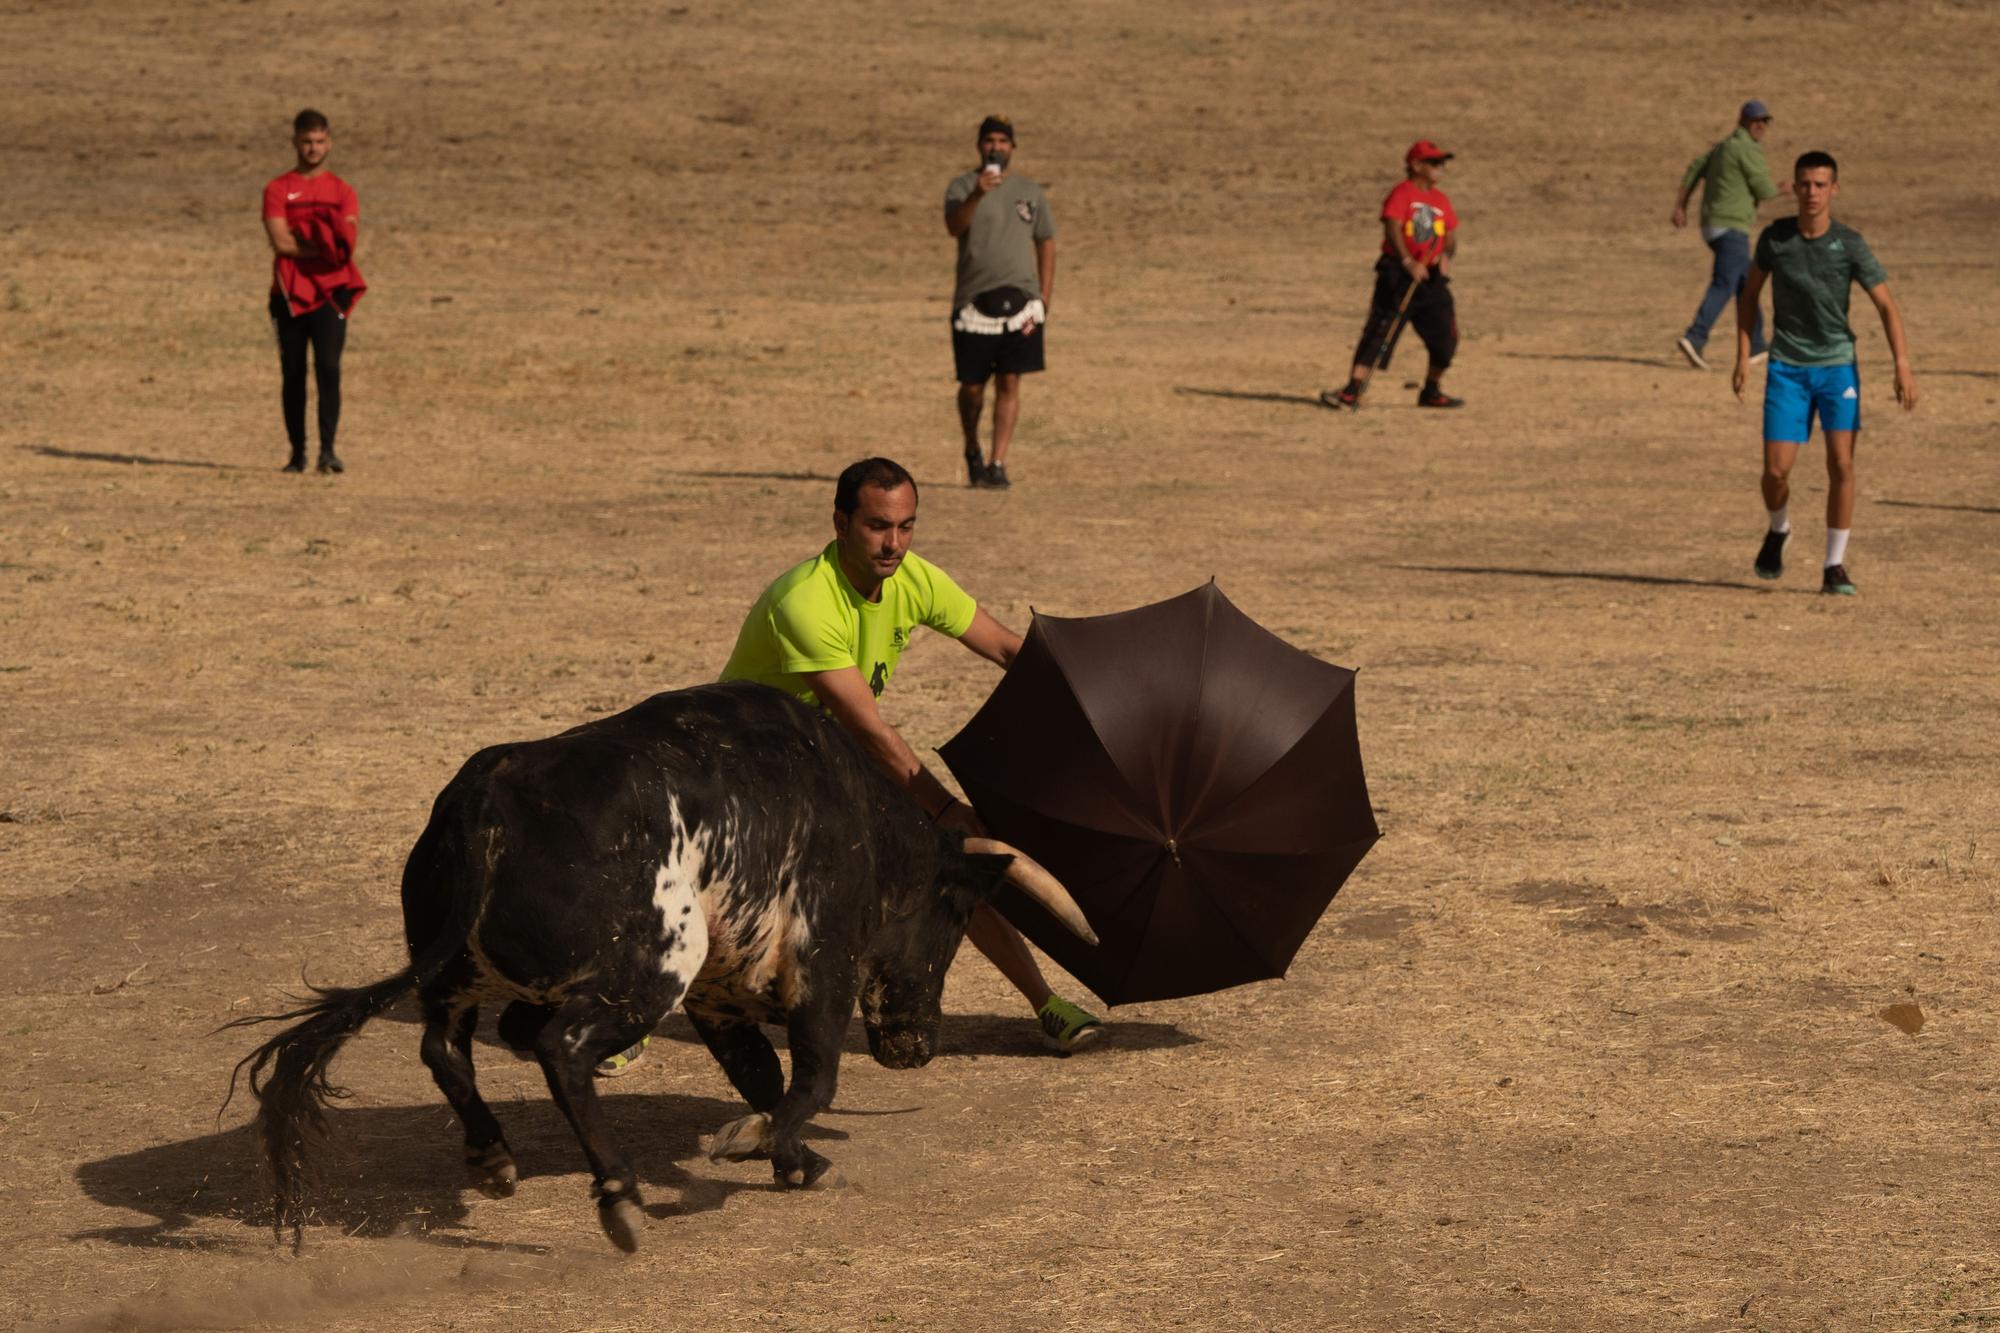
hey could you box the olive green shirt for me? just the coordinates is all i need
[1680,126,1778,235]
[944,170,1055,309]
[1753,218,1889,368]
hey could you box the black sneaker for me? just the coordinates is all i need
[1417,387,1464,408]
[1821,564,1856,596]
[1319,384,1361,410]
[983,462,1011,489]
[282,448,307,473]
[1755,529,1788,580]
[964,447,985,487]
[316,449,345,475]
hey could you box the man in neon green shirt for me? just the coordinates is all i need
[595,458,1104,1077]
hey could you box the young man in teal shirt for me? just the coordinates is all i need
[1672,100,1779,370]
[1733,151,1917,596]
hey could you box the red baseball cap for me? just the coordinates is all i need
[1405,139,1454,165]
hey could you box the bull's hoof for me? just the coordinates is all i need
[598,1196,643,1254]
[707,1112,774,1162]
[774,1145,833,1190]
[466,1144,518,1199]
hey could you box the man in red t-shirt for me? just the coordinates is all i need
[262,108,366,473]
[1322,139,1463,410]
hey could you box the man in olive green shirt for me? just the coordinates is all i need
[1672,100,1780,369]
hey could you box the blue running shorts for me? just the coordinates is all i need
[1763,359,1861,442]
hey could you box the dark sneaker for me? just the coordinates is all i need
[1319,384,1361,410]
[964,447,985,487]
[1821,564,1857,596]
[594,1035,649,1078]
[983,462,1011,489]
[1676,336,1709,370]
[1417,387,1464,408]
[282,449,307,473]
[1037,996,1104,1054]
[316,450,345,475]
[1755,529,1788,580]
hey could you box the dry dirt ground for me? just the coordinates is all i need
[4,1,1999,1328]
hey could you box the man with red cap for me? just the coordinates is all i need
[1322,139,1462,411]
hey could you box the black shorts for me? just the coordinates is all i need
[1353,255,1458,372]
[952,322,1046,385]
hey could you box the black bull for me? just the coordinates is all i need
[226,681,1094,1253]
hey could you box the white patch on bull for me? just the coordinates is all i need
[651,810,712,994]
[686,810,815,1018]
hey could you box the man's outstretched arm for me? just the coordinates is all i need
[956,608,1022,669]
[802,665,977,829]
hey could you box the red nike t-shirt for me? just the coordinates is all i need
[1378,179,1457,266]
[263,171,363,314]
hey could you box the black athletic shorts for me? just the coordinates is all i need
[952,322,1045,385]
[1353,255,1458,372]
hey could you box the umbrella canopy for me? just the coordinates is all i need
[940,582,1379,1005]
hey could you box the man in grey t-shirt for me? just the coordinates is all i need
[944,115,1056,489]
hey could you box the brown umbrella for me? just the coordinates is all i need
[940,582,1379,1005]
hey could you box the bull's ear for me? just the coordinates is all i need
[955,852,1016,901]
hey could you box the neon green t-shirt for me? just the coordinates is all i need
[719,542,979,707]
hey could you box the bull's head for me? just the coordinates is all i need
[859,841,1096,1070]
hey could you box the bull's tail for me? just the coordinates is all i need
[220,967,420,1248]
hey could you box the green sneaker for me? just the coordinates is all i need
[1037,996,1105,1054]
[594,1035,649,1079]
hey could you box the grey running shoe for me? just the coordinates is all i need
[1755,529,1788,580]
[1676,336,1709,370]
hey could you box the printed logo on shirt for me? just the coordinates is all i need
[286,192,303,200]
[869,662,888,696]
[891,626,909,649]
[1405,202,1447,245]
[1015,199,1036,224]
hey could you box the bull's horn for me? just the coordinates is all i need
[962,839,1099,946]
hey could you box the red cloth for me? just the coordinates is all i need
[264,171,366,316]
[1378,179,1458,266]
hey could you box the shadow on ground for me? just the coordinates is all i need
[1498,351,1680,369]
[1174,386,1328,410]
[72,1091,768,1251]
[1877,498,2000,516]
[1391,563,1777,592]
[371,1005,1199,1061]
[657,468,840,485]
[23,444,254,471]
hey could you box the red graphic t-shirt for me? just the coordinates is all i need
[262,171,365,315]
[1378,179,1457,266]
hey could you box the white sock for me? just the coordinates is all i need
[1825,528,1850,567]
[1768,505,1790,535]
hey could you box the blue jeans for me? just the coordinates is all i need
[1685,229,1765,354]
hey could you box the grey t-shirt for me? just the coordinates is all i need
[944,169,1056,309]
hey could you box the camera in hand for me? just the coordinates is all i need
[982,151,1003,175]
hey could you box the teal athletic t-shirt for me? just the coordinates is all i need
[1753,218,1888,368]
[719,542,979,707]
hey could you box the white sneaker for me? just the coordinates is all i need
[1676,337,1709,370]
